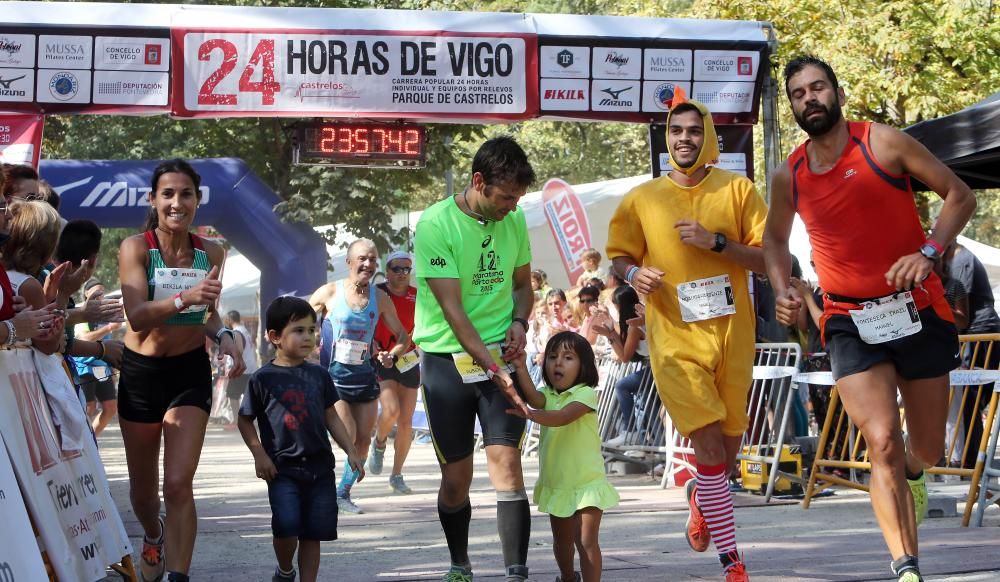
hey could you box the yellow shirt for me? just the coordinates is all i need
[606,169,767,434]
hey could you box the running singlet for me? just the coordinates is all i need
[413,197,531,354]
[373,283,415,350]
[144,230,212,326]
[789,121,945,311]
[326,279,379,384]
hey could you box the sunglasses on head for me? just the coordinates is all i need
[389,266,412,274]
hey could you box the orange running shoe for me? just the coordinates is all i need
[684,479,711,552]
[725,559,750,582]
[139,516,165,582]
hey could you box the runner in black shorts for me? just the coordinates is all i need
[413,137,536,582]
[765,56,976,582]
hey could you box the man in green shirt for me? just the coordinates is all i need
[414,136,536,582]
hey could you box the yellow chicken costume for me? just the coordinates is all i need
[606,100,768,437]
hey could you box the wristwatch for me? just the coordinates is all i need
[918,242,941,262]
[711,232,728,253]
[389,353,399,364]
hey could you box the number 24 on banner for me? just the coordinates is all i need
[198,39,280,106]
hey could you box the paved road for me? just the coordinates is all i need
[97,423,1000,581]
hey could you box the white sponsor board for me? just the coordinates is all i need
[641,80,690,113]
[0,349,131,582]
[657,153,749,176]
[540,78,589,111]
[95,36,170,71]
[590,79,639,112]
[643,48,691,80]
[93,70,169,105]
[694,50,758,81]
[0,34,36,68]
[692,81,756,113]
[38,34,94,70]
[0,434,50,581]
[36,69,92,104]
[0,68,35,102]
[539,45,589,78]
[590,47,641,80]
[181,32,528,116]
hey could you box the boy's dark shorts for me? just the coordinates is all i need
[267,463,338,541]
[824,299,960,382]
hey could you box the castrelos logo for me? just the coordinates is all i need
[542,178,592,284]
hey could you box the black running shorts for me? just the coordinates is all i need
[823,298,960,382]
[377,361,420,388]
[420,351,527,464]
[118,346,213,423]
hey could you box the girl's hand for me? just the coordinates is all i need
[509,349,528,370]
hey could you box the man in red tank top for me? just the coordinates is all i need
[763,56,976,582]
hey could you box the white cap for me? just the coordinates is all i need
[386,250,413,267]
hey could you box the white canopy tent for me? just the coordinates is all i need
[220,174,1000,314]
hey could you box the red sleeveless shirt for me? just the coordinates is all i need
[373,283,415,350]
[789,121,945,314]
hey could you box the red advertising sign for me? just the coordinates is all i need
[0,113,43,167]
[542,178,592,284]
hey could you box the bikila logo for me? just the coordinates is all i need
[55,176,211,207]
[430,257,447,267]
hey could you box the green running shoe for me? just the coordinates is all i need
[907,472,928,526]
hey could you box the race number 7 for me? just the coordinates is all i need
[197,38,280,106]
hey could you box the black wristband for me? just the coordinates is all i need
[711,232,728,253]
[390,352,399,364]
[513,317,529,332]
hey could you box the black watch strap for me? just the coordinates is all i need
[513,317,530,331]
[711,232,728,253]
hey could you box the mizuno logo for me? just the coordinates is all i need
[0,75,25,89]
[54,176,210,207]
[601,86,632,100]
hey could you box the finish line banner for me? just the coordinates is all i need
[174,30,535,119]
[0,349,131,582]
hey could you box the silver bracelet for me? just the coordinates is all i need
[3,319,15,348]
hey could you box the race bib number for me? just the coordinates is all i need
[452,343,514,384]
[152,268,208,316]
[396,349,420,373]
[849,292,922,345]
[678,274,736,323]
[334,338,369,366]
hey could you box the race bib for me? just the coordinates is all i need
[849,292,922,345]
[452,343,514,384]
[152,268,208,316]
[396,349,421,373]
[334,338,369,366]
[678,274,736,323]
[92,366,110,381]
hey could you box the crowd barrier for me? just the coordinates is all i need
[801,334,1000,528]
[595,359,668,471]
[0,347,135,581]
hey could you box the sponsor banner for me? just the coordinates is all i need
[0,114,43,167]
[539,45,589,78]
[0,349,131,582]
[591,46,641,80]
[54,174,209,209]
[176,31,533,118]
[36,69,92,104]
[38,34,94,70]
[641,80,691,113]
[0,68,34,102]
[542,178,592,284]
[93,70,169,106]
[692,81,756,113]
[643,48,691,80]
[694,50,758,81]
[0,434,50,580]
[591,79,639,112]
[540,78,589,111]
[649,124,753,181]
[95,36,169,72]
[0,33,36,68]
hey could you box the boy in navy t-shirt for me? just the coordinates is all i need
[238,296,364,582]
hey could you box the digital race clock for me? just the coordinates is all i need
[293,121,427,168]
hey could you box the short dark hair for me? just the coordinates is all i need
[578,285,600,300]
[542,331,599,388]
[56,220,102,266]
[471,136,536,188]
[144,159,202,231]
[226,310,241,323]
[669,102,703,119]
[1,164,39,199]
[265,296,316,335]
[783,55,839,98]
